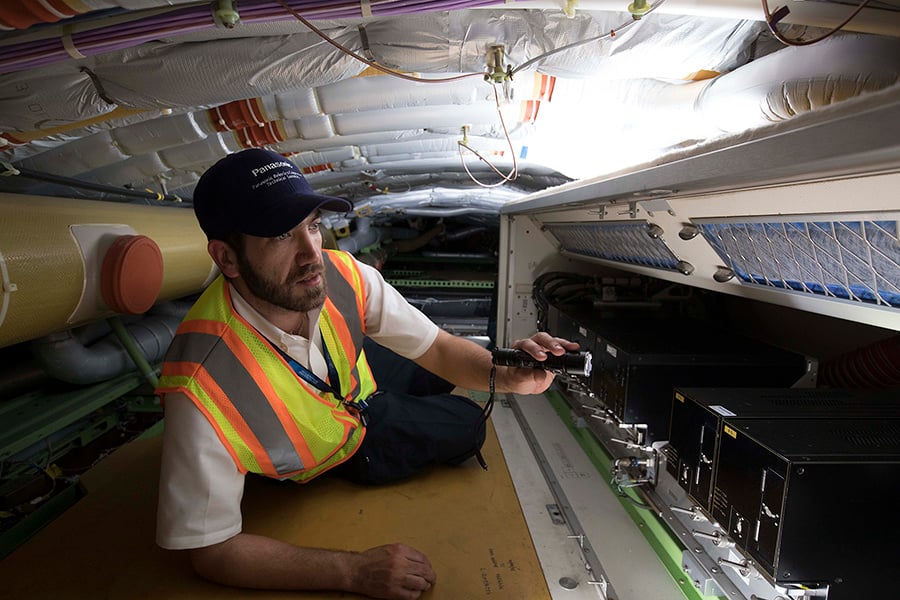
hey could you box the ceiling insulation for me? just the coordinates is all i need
[0,1,898,210]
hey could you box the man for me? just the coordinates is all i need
[155,148,578,600]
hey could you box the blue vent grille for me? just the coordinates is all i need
[543,221,681,271]
[697,217,900,308]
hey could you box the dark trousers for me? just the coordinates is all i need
[332,390,487,484]
[330,339,487,484]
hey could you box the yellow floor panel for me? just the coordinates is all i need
[1,420,550,599]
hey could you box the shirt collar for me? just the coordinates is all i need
[227,281,322,343]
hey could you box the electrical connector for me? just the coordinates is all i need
[484,45,511,84]
[214,0,240,29]
[627,0,652,19]
[459,124,470,146]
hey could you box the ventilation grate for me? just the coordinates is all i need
[696,216,900,308]
[543,221,682,272]
[838,422,900,449]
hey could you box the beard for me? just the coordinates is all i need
[236,254,327,313]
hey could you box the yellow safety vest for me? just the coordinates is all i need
[157,250,377,482]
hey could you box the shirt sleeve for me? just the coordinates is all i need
[156,392,245,550]
[355,257,439,359]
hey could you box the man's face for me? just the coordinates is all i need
[232,212,327,313]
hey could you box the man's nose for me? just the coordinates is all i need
[293,230,321,260]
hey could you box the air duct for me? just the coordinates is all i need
[29,311,184,385]
[0,194,214,348]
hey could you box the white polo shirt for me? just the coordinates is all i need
[156,258,439,550]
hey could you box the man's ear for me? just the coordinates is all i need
[208,239,240,278]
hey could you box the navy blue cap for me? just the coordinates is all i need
[192,148,351,240]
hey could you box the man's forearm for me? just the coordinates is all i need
[188,533,435,599]
[415,329,580,395]
[414,330,495,392]
[189,532,357,591]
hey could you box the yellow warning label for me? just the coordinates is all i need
[723,425,737,439]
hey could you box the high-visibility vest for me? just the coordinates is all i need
[156,250,377,482]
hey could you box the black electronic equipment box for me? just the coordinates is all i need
[548,305,809,442]
[665,387,900,512]
[548,304,599,358]
[712,417,900,600]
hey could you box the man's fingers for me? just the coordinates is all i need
[403,573,432,591]
[513,335,577,360]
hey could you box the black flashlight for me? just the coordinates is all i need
[491,348,592,377]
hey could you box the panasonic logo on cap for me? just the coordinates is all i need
[251,161,292,177]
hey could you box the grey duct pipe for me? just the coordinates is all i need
[443,226,487,241]
[353,223,445,268]
[336,217,384,254]
[336,218,439,254]
[29,307,187,385]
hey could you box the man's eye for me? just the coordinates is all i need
[309,222,321,232]
[276,232,291,241]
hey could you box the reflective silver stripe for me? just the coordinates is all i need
[324,254,364,347]
[167,332,305,475]
[324,254,365,389]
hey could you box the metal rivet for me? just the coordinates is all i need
[679,224,700,240]
[713,266,735,283]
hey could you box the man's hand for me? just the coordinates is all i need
[351,543,436,600]
[499,332,580,395]
[414,329,579,396]
[189,534,434,599]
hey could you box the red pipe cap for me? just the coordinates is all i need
[101,235,164,315]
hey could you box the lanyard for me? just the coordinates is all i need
[275,333,370,424]
[276,332,342,398]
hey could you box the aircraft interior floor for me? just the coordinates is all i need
[0,389,684,600]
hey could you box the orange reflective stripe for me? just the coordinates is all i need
[216,319,319,469]
[167,321,318,476]
[179,307,335,409]
[323,297,355,359]
[177,319,226,335]
[190,394,249,474]
[321,252,368,398]
[163,361,275,475]
[331,411,359,429]
[321,299,361,399]
[158,267,375,481]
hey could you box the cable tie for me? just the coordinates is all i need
[0,161,20,176]
[357,25,376,61]
[61,25,86,60]
[770,5,791,26]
